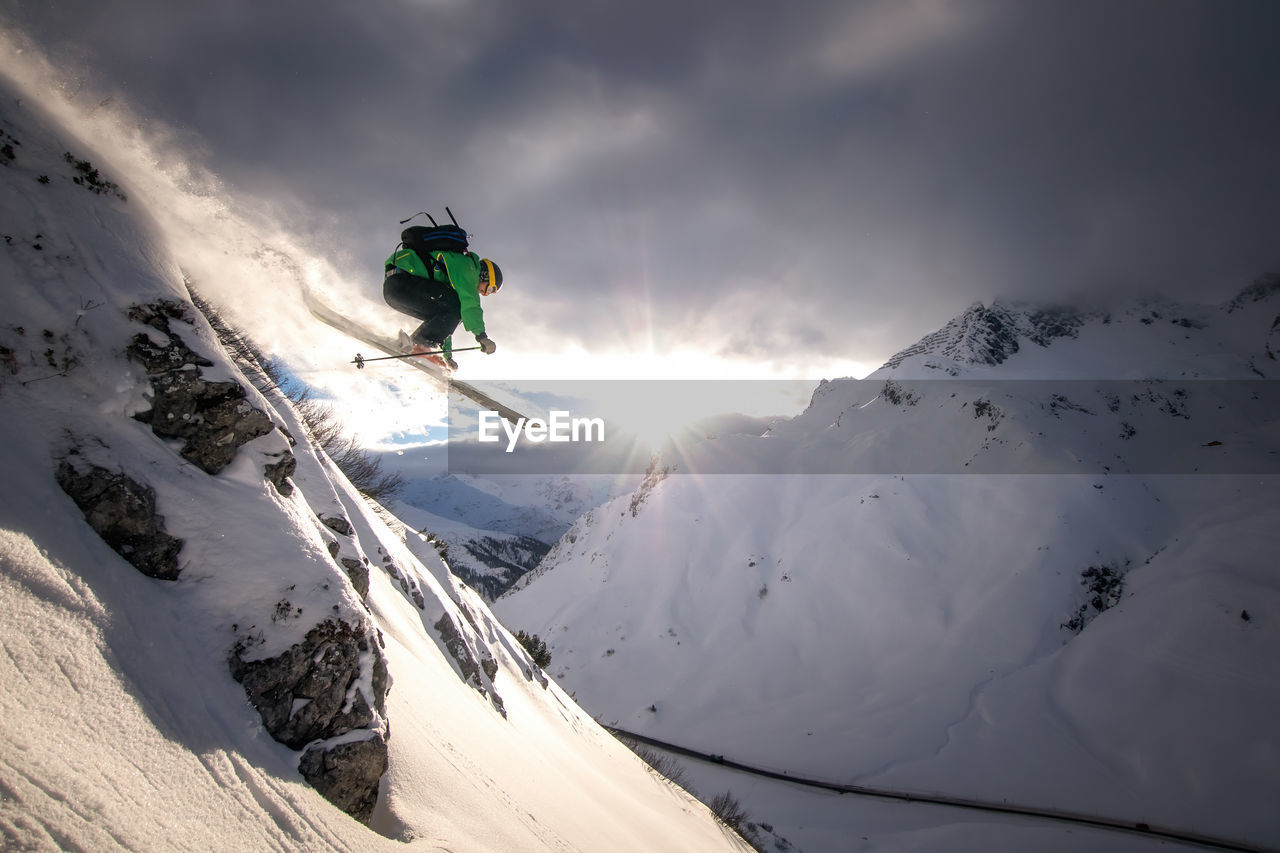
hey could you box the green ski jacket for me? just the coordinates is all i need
[385,247,487,349]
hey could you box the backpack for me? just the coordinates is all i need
[398,208,469,260]
[400,223,468,258]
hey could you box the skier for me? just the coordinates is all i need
[383,217,502,371]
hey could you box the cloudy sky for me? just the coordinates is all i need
[4,0,1279,384]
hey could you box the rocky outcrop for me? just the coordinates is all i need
[126,300,281,478]
[319,515,353,536]
[229,618,388,749]
[317,515,369,599]
[120,301,390,822]
[55,458,183,580]
[1223,274,1280,313]
[299,735,388,824]
[882,301,1090,370]
[629,457,671,517]
[229,618,390,822]
[263,452,297,496]
[380,552,426,610]
[435,611,504,717]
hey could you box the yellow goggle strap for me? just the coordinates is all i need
[480,258,498,294]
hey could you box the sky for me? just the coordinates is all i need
[3,0,1280,389]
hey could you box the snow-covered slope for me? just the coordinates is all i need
[497,290,1280,849]
[379,454,631,599]
[0,72,746,851]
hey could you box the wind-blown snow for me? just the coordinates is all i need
[0,68,746,852]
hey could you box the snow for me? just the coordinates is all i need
[0,67,746,851]
[498,299,1280,849]
[379,458,635,599]
[5,29,1279,852]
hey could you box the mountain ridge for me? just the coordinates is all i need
[879,281,1279,378]
[496,282,1280,850]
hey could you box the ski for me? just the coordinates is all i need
[302,287,529,425]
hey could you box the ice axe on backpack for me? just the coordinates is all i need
[399,206,462,227]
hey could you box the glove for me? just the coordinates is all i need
[444,356,459,371]
[476,334,496,355]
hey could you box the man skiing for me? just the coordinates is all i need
[383,214,501,371]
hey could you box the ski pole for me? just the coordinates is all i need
[352,346,482,369]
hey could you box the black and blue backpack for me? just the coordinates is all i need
[398,208,469,260]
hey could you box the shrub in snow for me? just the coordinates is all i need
[1,128,18,164]
[62,151,126,200]
[880,379,919,406]
[515,630,552,668]
[623,741,693,793]
[1062,561,1128,634]
[972,397,1003,430]
[708,790,764,850]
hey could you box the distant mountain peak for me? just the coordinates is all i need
[1223,273,1280,313]
[881,299,1093,371]
[880,278,1280,377]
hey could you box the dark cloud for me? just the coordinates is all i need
[4,0,1278,372]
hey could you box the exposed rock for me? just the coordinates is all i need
[136,368,274,473]
[434,612,483,689]
[126,300,274,474]
[881,379,920,407]
[1224,274,1280,313]
[340,557,370,600]
[231,619,392,822]
[320,515,353,536]
[298,734,388,824]
[126,301,212,370]
[629,458,670,517]
[381,556,425,610]
[263,451,297,496]
[435,612,504,717]
[883,301,1090,370]
[229,618,389,750]
[55,459,183,580]
[126,330,211,374]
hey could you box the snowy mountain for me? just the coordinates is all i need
[0,74,747,851]
[882,287,1279,378]
[378,455,632,600]
[497,287,1280,849]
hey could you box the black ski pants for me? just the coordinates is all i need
[383,270,461,346]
